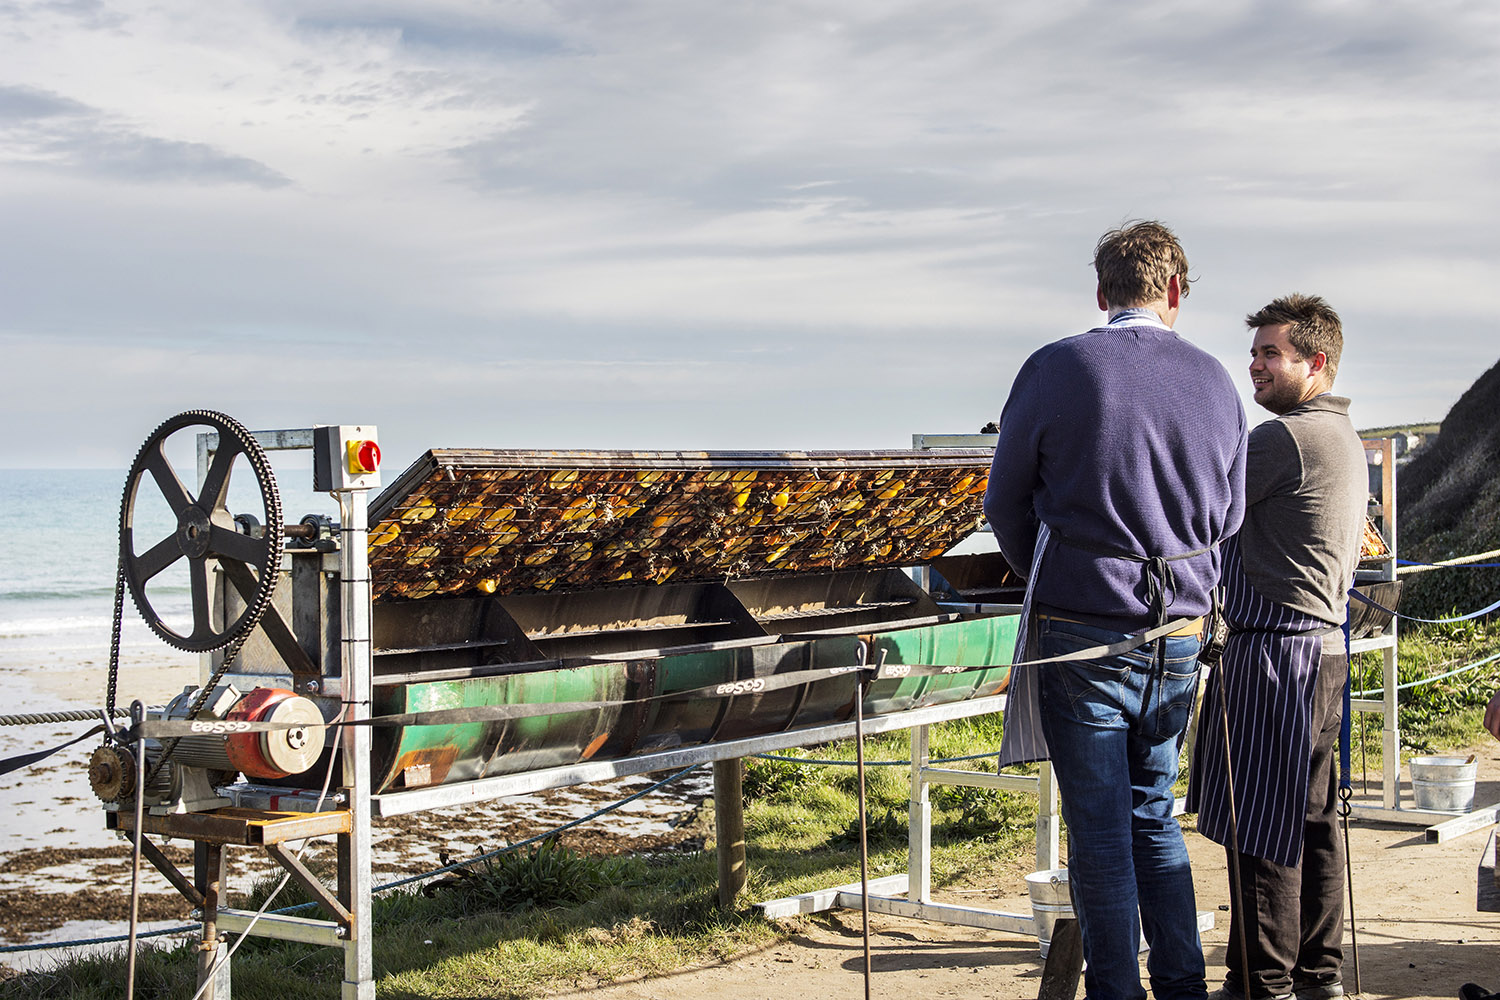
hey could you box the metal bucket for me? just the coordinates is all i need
[1410,755,1477,813]
[1025,868,1073,957]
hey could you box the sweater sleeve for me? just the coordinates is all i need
[1222,403,1249,539]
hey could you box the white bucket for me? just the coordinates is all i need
[1025,868,1073,957]
[1410,755,1477,813]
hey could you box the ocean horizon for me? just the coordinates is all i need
[0,466,345,666]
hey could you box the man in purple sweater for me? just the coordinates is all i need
[984,221,1247,1000]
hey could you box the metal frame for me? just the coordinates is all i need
[371,693,1013,815]
[172,425,1052,996]
[758,713,1062,937]
[196,427,376,1000]
[1348,436,1500,841]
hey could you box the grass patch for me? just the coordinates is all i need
[1349,617,1500,761]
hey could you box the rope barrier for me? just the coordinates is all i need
[1350,588,1500,625]
[1396,549,1500,575]
[0,709,128,727]
[751,749,1003,767]
[0,923,199,955]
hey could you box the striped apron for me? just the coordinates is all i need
[998,523,1052,767]
[1187,535,1334,867]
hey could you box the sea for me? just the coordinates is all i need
[0,464,346,664]
[0,469,193,665]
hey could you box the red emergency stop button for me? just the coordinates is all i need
[347,439,381,475]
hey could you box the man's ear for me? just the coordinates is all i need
[1307,351,1328,375]
[1096,283,1108,312]
[1166,273,1181,309]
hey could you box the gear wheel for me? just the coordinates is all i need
[88,744,136,803]
[120,410,283,652]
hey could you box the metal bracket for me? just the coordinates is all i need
[222,558,321,689]
[135,835,206,910]
[265,843,353,929]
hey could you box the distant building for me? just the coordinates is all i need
[1392,431,1427,461]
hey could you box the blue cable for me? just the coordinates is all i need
[1350,589,1500,624]
[1349,649,1500,699]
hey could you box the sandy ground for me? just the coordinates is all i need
[4,641,1500,997]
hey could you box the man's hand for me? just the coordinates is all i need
[1486,691,1500,740]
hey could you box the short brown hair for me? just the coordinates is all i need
[1245,293,1344,383]
[1093,220,1192,308]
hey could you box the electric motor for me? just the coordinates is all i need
[88,684,326,807]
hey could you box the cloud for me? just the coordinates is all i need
[0,84,289,187]
[0,1,1498,468]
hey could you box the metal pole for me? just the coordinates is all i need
[339,491,375,1000]
[1215,668,1253,1000]
[126,700,145,1000]
[1339,788,1361,994]
[854,647,874,1000]
[1037,761,1060,872]
[195,844,226,1000]
[907,724,931,903]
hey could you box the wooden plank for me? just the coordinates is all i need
[1037,918,1083,1000]
[110,807,351,845]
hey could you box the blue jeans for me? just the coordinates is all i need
[1037,619,1206,1000]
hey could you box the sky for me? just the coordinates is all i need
[2,0,1497,477]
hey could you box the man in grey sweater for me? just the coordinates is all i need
[1188,294,1368,1000]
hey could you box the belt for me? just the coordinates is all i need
[1038,614,1206,638]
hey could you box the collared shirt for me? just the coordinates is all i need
[1106,306,1172,330]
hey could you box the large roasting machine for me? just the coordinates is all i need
[93,412,1026,998]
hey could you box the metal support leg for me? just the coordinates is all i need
[1382,642,1400,810]
[908,724,932,903]
[1037,761,1060,872]
[195,844,229,1000]
[713,758,747,908]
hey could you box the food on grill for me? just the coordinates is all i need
[368,449,992,602]
[1361,516,1390,561]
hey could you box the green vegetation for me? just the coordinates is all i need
[1349,617,1500,759]
[1392,358,1500,620]
[1357,423,1441,438]
[8,623,1499,999]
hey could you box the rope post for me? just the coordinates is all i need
[1340,618,1361,996]
[125,700,145,1000]
[1339,787,1361,995]
[1215,667,1253,1000]
[854,643,877,1000]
